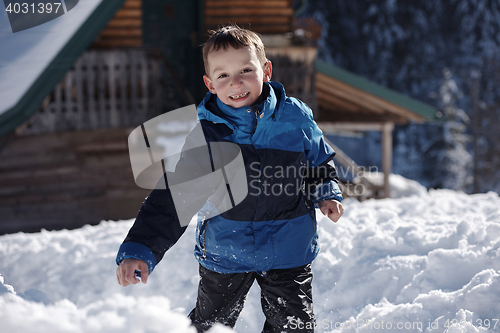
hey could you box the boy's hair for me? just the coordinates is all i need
[202,25,268,76]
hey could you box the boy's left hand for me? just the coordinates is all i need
[318,199,344,223]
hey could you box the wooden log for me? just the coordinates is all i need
[93,38,143,48]
[122,0,142,9]
[205,8,293,16]
[114,9,142,19]
[100,28,142,38]
[204,16,291,25]
[205,0,289,8]
[106,19,142,28]
[204,22,291,33]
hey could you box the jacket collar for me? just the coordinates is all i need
[216,95,257,134]
[197,81,286,129]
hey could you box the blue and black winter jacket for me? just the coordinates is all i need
[116,81,342,276]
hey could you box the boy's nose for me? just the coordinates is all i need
[230,76,243,87]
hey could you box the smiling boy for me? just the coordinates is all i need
[116,25,344,333]
[202,39,272,108]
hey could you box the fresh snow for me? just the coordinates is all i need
[1,174,500,332]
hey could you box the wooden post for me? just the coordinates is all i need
[382,122,394,198]
[381,122,394,198]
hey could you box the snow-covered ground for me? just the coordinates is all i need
[1,174,500,332]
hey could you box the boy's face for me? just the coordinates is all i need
[203,46,272,108]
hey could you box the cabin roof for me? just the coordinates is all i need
[0,0,127,138]
[315,59,439,124]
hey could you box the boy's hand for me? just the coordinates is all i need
[116,258,149,286]
[318,199,344,223]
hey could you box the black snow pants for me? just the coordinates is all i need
[188,263,315,333]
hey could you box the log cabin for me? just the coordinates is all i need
[0,0,437,234]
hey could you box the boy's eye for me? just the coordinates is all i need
[242,69,252,73]
[218,74,228,79]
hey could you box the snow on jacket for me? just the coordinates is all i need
[116,81,342,276]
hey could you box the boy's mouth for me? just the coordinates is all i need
[229,92,249,100]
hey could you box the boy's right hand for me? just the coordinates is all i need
[116,258,149,286]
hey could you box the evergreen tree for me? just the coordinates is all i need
[433,69,472,190]
[304,0,500,192]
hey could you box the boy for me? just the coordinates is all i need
[116,25,344,332]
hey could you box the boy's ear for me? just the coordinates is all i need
[263,61,272,82]
[203,75,217,94]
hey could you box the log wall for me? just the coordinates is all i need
[204,0,293,35]
[0,128,150,235]
[92,0,143,48]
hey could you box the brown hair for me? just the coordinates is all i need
[202,25,268,76]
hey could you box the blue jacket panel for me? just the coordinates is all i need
[116,81,342,275]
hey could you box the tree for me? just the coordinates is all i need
[304,0,500,192]
[432,69,472,190]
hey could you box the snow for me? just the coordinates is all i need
[1,176,500,332]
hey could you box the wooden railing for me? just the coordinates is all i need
[20,45,318,136]
[20,49,164,135]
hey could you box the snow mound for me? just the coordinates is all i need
[0,291,196,333]
[0,273,15,294]
[361,172,428,198]
[389,173,429,198]
[1,184,500,332]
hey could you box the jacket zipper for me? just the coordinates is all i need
[199,219,209,260]
[304,200,316,238]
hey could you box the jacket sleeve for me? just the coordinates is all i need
[301,104,343,205]
[116,124,220,274]
[116,182,187,274]
[307,155,343,205]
